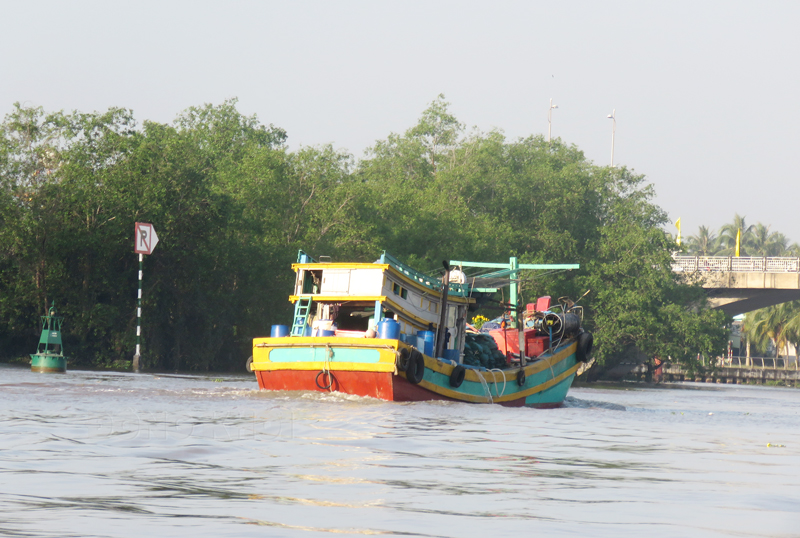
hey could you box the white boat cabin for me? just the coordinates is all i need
[291,258,474,360]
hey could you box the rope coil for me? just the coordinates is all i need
[488,368,507,398]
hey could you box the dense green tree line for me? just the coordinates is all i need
[0,96,727,373]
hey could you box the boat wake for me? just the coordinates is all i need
[563,395,626,410]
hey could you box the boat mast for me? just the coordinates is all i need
[435,261,451,358]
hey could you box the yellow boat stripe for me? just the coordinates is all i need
[292,263,390,271]
[253,337,399,351]
[289,295,387,304]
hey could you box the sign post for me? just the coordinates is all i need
[133,222,159,372]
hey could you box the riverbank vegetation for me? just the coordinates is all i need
[1,97,729,373]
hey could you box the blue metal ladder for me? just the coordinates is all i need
[291,297,312,336]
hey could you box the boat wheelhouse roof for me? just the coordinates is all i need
[291,250,474,301]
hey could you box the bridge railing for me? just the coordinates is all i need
[672,256,800,273]
[725,356,799,369]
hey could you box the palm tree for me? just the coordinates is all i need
[768,232,791,256]
[743,301,800,359]
[719,214,754,256]
[742,309,772,357]
[784,305,800,362]
[685,225,721,256]
[746,224,789,257]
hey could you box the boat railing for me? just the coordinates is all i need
[380,251,470,296]
[296,249,317,264]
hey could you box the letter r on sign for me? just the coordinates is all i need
[134,222,159,255]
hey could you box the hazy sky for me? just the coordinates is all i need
[2,1,799,243]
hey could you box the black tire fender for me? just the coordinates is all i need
[246,355,254,373]
[315,370,334,390]
[449,365,466,388]
[577,332,594,363]
[516,368,526,387]
[397,347,411,371]
[406,350,425,384]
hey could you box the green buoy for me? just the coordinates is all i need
[30,302,67,373]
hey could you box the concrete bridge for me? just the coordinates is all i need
[672,256,800,316]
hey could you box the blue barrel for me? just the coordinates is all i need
[443,349,460,362]
[378,319,400,340]
[303,323,312,336]
[271,325,289,337]
[417,330,435,356]
[319,329,336,337]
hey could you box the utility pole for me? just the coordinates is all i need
[548,98,558,145]
[607,109,616,167]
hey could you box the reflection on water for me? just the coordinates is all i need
[1,363,799,537]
